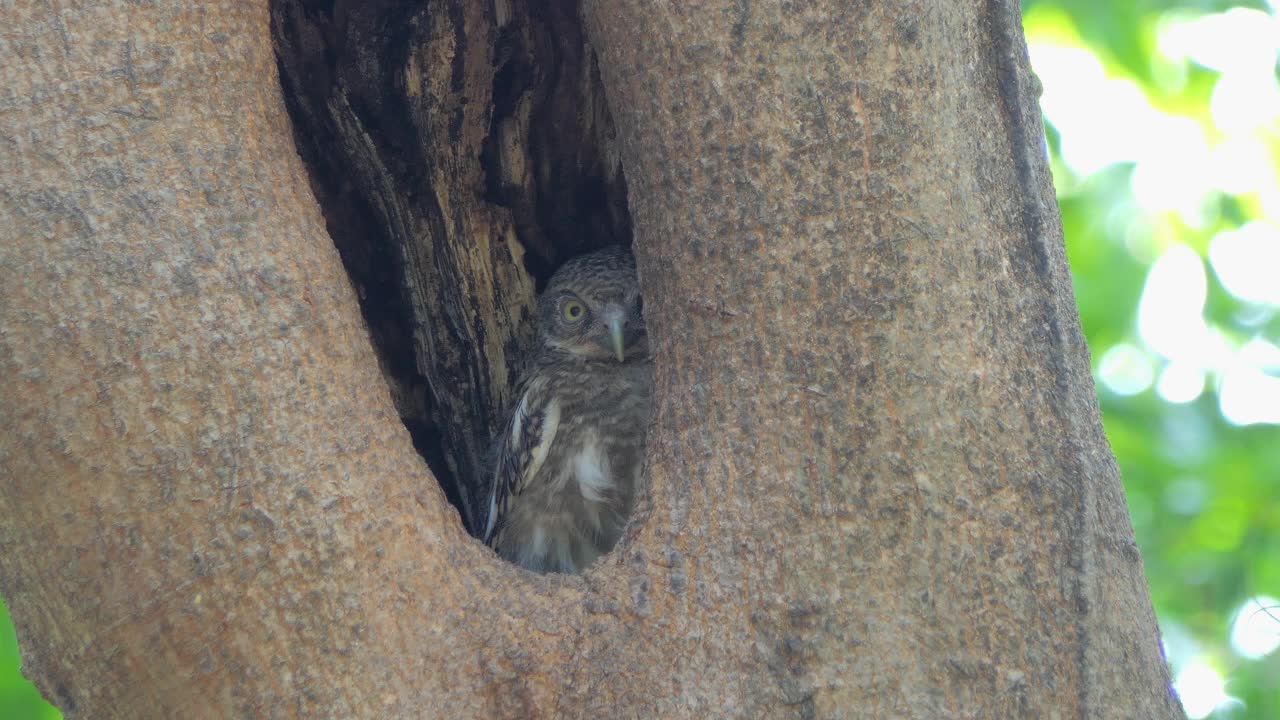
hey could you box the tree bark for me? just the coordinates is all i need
[0,1,1179,719]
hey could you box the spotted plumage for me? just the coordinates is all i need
[484,246,653,573]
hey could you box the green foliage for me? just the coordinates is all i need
[1027,0,1280,716]
[0,2,1276,717]
[0,602,58,720]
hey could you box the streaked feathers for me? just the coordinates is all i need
[484,384,560,545]
[483,247,652,573]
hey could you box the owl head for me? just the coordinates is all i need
[538,246,646,362]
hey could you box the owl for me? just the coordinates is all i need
[483,246,653,573]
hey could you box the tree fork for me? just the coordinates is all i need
[0,1,1179,718]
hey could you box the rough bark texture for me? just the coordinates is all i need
[0,1,1178,719]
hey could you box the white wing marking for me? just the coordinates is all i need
[526,398,560,489]
[573,432,613,504]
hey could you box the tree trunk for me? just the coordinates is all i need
[0,1,1179,718]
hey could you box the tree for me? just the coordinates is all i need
[0,0,1181,717]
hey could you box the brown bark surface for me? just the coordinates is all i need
[0,1,1178,718]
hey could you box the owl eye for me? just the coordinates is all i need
[562,299,586,323]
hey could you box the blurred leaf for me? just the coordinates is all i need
[0,601,60,720]
[1027,0,1280,716]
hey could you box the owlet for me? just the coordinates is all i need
[483,246,653,573]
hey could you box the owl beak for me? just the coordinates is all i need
[608,316,626,362]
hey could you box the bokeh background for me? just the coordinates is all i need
[3,1,1279,717]
[1024,0,1280,716]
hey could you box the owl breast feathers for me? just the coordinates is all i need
[484,246,653,574]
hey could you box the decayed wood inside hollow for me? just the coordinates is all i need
[272,0,632,533]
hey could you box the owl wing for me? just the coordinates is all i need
[483,378,561,546]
